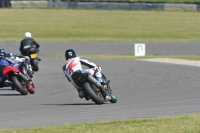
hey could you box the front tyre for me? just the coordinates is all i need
[11,76,28,95]
[109,90,117,103]
[27,82,35,94]
[83,82,104,104]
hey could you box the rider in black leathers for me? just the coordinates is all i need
[19,32,41,61]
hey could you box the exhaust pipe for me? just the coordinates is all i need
[87,75,101,88]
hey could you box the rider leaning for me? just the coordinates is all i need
[0,49,33,89]
[0,48,33,73]
[62,49,102,99]
[0,49,15,88]
[19,32,41,61]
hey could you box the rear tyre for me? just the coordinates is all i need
[11,76,28,95]
[31,59,39,71]
[83,82,104,104]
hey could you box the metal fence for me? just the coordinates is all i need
[8,0,200,3]
[2,0,200,10]
[0,0,11,8]
[60,0,200,2]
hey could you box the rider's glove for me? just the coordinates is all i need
[9,53,14,57]
[24,56,30,62]
[96,65,102,71]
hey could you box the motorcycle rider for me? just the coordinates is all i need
[0,52,12,88]
[0,48,33,75]
[0,49,33,89]
[19,32,41,61]
[62,49,105,99]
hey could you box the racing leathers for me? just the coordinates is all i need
[0,57,18,88]
[20,38,40,61]
[62,57,101,98]
[5,53,33,75]
[0,57,32,90]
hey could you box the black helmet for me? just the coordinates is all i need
[65,49,76,60]
[0,49,6,59]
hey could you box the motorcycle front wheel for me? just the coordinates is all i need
[106,84,117,103]
[109,89,117,103]
[27,82,35,94]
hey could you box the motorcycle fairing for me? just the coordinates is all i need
[71,70,88,85]
[3,66,19,75]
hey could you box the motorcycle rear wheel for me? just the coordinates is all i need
[11,76,28,95]
[31,59,39,71]
[83,82,104,104]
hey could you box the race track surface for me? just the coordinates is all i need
[0,42,200,129]
[1,42,200,55]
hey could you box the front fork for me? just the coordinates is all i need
[18,72,30,82]
[88,74,112,99]
[105,80,112,96]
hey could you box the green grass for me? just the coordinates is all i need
[0,113,200,133]
[1,9,200,42]
[42,54,200,60]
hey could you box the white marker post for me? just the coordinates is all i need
[134,43,146,57]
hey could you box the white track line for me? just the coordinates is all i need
[138,58,200,67]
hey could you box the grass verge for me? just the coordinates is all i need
[0,113,200,133]
[41,54,200,60]
[1,9,200,42]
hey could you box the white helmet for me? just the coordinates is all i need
[24,32,31,38]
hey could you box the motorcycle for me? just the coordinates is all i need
[23,44,39,71]
[14,56,34,78]
[2,61,35,95]
[71,68,117,104]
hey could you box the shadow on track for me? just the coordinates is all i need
[0,94,21,96]
[42,103,105,106]
[0,89,12,91]
[42,103,96,106]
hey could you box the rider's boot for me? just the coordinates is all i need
[4,82,11,87]
[77,88,84,98]
[0,82,11,88]
[37,56,41,61]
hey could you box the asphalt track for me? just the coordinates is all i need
[0,42,200,129]
[1,42,200,55]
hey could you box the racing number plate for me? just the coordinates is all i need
[30,54,37,59]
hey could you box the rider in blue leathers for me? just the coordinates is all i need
[0,51,14,88]
[0,49,32,88]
